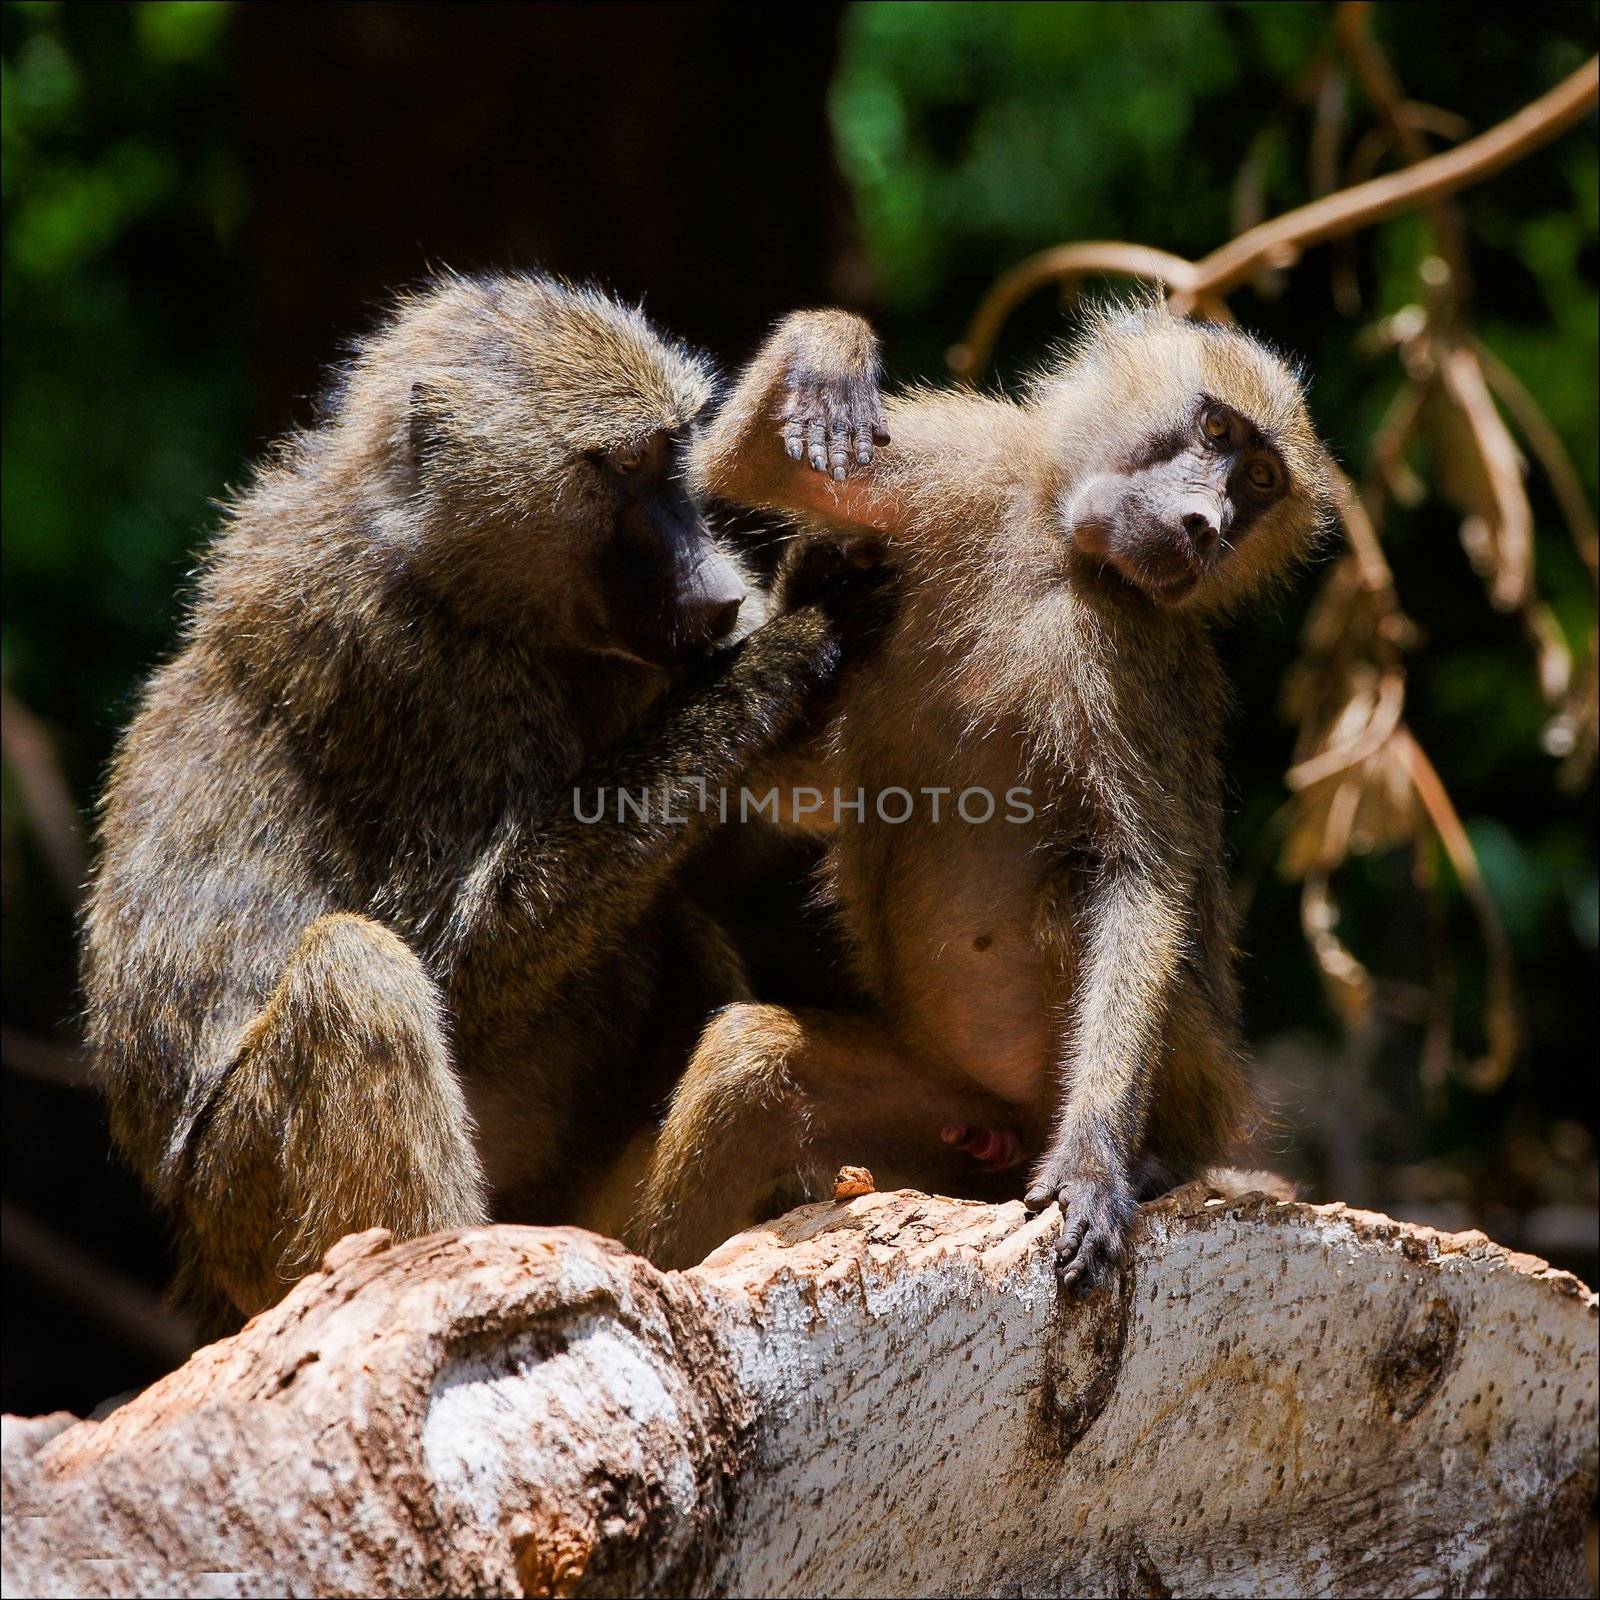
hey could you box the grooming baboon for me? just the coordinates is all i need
[630,302,1332,1286]
[82,273,885,1328]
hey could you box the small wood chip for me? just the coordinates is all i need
[833,1166,875,1200]
[320,1227,394,1273]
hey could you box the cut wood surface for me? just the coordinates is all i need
[3,1186,1596,1598]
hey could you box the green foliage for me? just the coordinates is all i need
[1,0,248,785]
[834,1,1244,322]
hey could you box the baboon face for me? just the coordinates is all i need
[1042,309,1332,612]
[1065,394,1296,606]
[381,275,746,664]
[576,426,749,668]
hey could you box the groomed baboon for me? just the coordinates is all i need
[630,302,1331,1286]
[82,273,884,1328]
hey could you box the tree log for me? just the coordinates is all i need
[3,1187,1595,1598]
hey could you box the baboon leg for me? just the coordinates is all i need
[627,1002,1020,1269]
[185,913,488,1318]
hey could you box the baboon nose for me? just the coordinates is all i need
[702,596,743,641]
[685,545,746,643]
[1182,510,1219,547]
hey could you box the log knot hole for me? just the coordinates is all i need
[1033,1259,1134,1456]
[1373,1293,1461,1421]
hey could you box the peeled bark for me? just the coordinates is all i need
[3,1187,1596,1598]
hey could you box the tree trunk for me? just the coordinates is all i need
[236,1,855,442]
[3,1185,1596,1598]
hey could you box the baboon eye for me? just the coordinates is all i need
[593,432,668,480]
[1243,457,1282,495]
[1201,406,1233,446]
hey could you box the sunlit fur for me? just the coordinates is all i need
[315,272,719,629]
[82,273,843,1330]
[637,304,1330,1279]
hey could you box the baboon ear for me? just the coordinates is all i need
[408,381,452,478]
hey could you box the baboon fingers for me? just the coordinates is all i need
[779,385,807,462]
[854,404,890,466]
[1031,1172,1136,1295]
[777,361,885,481]
[805,409,828,474]
[827,413,853,482]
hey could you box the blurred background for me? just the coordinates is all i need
[2,0,1595,1417]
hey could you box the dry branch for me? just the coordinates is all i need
[0,680,87,907]
[4,1189,1595,1598]
[950,55,1598,378]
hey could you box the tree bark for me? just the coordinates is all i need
[3,1186,1596,1598]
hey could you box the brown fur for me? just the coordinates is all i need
[628,303,1332,1281]
[82,273,873,1329]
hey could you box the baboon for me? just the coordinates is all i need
[629,302,1332,1286]
[82,273,885,1328]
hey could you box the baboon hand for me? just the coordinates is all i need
[774,314,890,482]
[715,539,895,738]
[781,375,889,481]
[773,536,898,661]
[1024,1160,1136,1295]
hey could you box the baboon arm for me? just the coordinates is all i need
[691,310,904,536]
[693,312,1037,553]
[744,733,844,835]
[1036,859,1191,1186]
[1020,856,1197,1286]
[443,610,838,1011]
